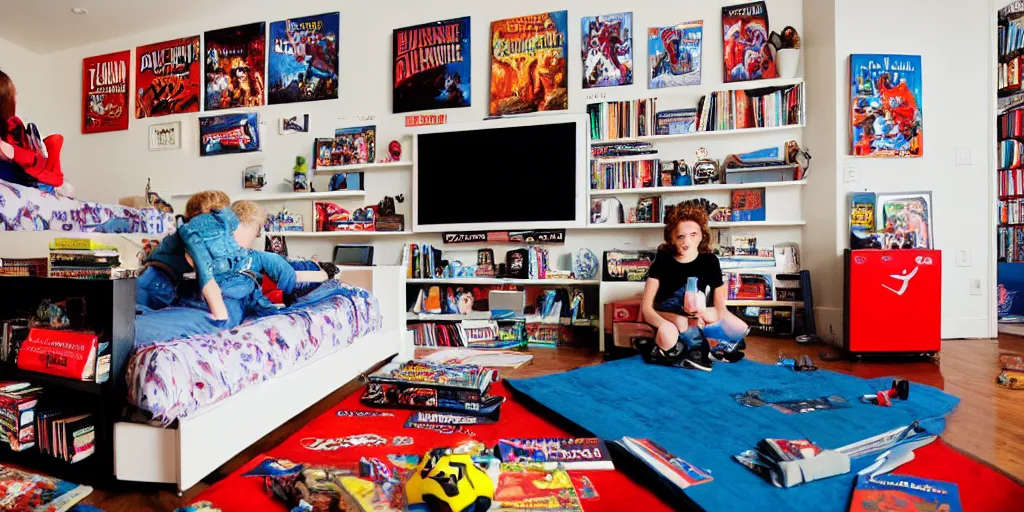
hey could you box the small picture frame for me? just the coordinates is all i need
[149,121,181,151]
[244,165,265,191]
[280,114,310,134]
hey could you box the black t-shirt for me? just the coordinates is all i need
[647,250,724,312]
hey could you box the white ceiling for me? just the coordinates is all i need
[0,0,244,54]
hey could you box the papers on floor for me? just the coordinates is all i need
[420,348,534,369]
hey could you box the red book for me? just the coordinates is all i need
[16,329,98,381]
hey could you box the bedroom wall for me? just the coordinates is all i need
[0,36,51,128]
[33,0,807,304]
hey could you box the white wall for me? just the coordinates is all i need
[0,36,51,127]
[798,0,993,341]
[35,0,806,287]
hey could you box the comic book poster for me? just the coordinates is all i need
[649,21,703,88]
[268,12,339,105]
[850,54,923,158]
[877,192,932,249]
[333,126,376,164]
[722,1,777,83]
[135,36,201,119]
[581,12,633,88]
[82,50,130,134]
[204,22,266,111]
[198,112,260,157]
[393,16,471,113]
[489,11,568,116]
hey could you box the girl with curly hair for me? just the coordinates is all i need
[640,206,748,370]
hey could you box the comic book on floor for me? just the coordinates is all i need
[367,360,497,393]
[616,437,713,490]
[848,474,962,512]
[491,462,584,511]
[497,438,615,470]
[0,464,93,512]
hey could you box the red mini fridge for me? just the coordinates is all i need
[844,249,942,355]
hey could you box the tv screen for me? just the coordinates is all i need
[416,121,580,230]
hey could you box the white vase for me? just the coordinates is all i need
[776,48,801,79]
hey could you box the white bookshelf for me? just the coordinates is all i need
[584,220,806,230]
[406,277,601,286]
[313,161,413,175]
[264,231,412,238]
[589,179,806,197]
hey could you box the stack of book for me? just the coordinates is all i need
[409,322,466,348]
[999,107,1024,140]
[1000,139,1024,170]
[587,98,658,140]
[405,243,442,279]
[590,159,658,190]
[0,257,47,277]
[590,141,657,158]
[361,360,504,418]
[0,381,42,452]
[48,238,123,280]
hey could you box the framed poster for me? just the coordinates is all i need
[136,36,201,118]
[268,12,339,104]
[204,22,266,111]
[82,50,130,134]
[199,113,260,156]
[649,21,703,88]
[489,11,568,116]
[149,121,182,151]
[722,1,777,83]
[581,12,633,88]
[393,16,471,113]
[876,192,932,249]
[850,54,923,158]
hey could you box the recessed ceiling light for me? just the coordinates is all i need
[71,7,88,14]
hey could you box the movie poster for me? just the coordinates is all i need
[489,11,568,116]
[199,112,260,157]
[722,1,777,83]
[581,12,633,88]
[204,22,266,111]
[82,50,130,134]
[135,36,201,119]
[850,54,923,158]
[268,12,339,105]
[649,21,703,88]
[393,16,471,113]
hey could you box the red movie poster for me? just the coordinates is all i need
[136,36,201,118]
[82,50,130,134]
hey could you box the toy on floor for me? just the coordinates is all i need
[406,449,494,512]
[777,353,818,371]
[862,380,910,407]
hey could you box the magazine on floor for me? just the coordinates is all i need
[497,438,615,470]
[848,474,962,512]
[616,437,713,489]
[0,464,92,512]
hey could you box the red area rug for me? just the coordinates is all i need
[190,381,671,511]
[188,381,1024,511]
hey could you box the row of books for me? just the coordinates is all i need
[1000,56,1022,92]
[409,322,466,348]
[697,84,804,132]
[999,198,1024,225]
[1000,15,1024,58]
[587,98,657,140]
[35,408,96,464]
[1000,139,1024,169]
[590,159,657,190]
[404,243,443,280]
[1000,107,1024,140]
[49,239,122,280]
[0,258,48,277]
[998,226,1024,263]
[998,168,1024,197]
[590,141,656,158]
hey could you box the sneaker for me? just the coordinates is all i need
[683,349,713,372]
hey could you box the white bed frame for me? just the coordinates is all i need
[113,265,411,492]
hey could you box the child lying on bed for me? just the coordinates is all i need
[176,199,296,327]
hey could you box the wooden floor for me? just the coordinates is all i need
[65,335,1024,511]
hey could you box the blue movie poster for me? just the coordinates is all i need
[268,12,339,105]
[649,21,703,88]
[581,12,633,88]
[849,54,923,158]
[199,112,260,157]
[393,17,471,113]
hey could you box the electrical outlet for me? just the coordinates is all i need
[955,146,972,166]
[844,162,858,183]
[956,249,971,267]
[971,278,982,295]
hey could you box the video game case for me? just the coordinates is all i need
[65,415,95,463]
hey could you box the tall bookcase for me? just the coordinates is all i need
[998,4,1024,325]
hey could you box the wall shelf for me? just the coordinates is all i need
[171,190,366,201]
[584,221,806,230]
[313,161,413,175]
[589,179,806,197]
[590,123,805,145]
[407,277,600,286]
[264,231,412,238]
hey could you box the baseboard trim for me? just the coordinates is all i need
[941,317,989,340]
[813,306,844,347]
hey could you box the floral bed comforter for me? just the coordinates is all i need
[0,179,174,233]
[126,283,382,425]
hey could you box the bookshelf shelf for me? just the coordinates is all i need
[170,190,366,201]
[407,277,601,286]
[589,179,806,197]
[584,221,806,230]
[264,231,412,238]
[313,161,413,175]
[590,154,660,163]
[590,123,805,145]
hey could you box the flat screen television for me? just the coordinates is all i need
[413,116,585,232]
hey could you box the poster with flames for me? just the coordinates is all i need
[850,54,924,158]
[135,36,201,118]
[204,22,266,111]
[722,1,777,83]
[393,16,471,114]
[82,50,130,134]
[489,11,568,116]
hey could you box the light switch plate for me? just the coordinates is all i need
[955,146,972,166]
[844,162,858,183]
[971,278,983,295]
[956,249,971,267]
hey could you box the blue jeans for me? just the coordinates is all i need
[136,267,177,311]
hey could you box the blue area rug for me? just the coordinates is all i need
[507,357,960,512]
